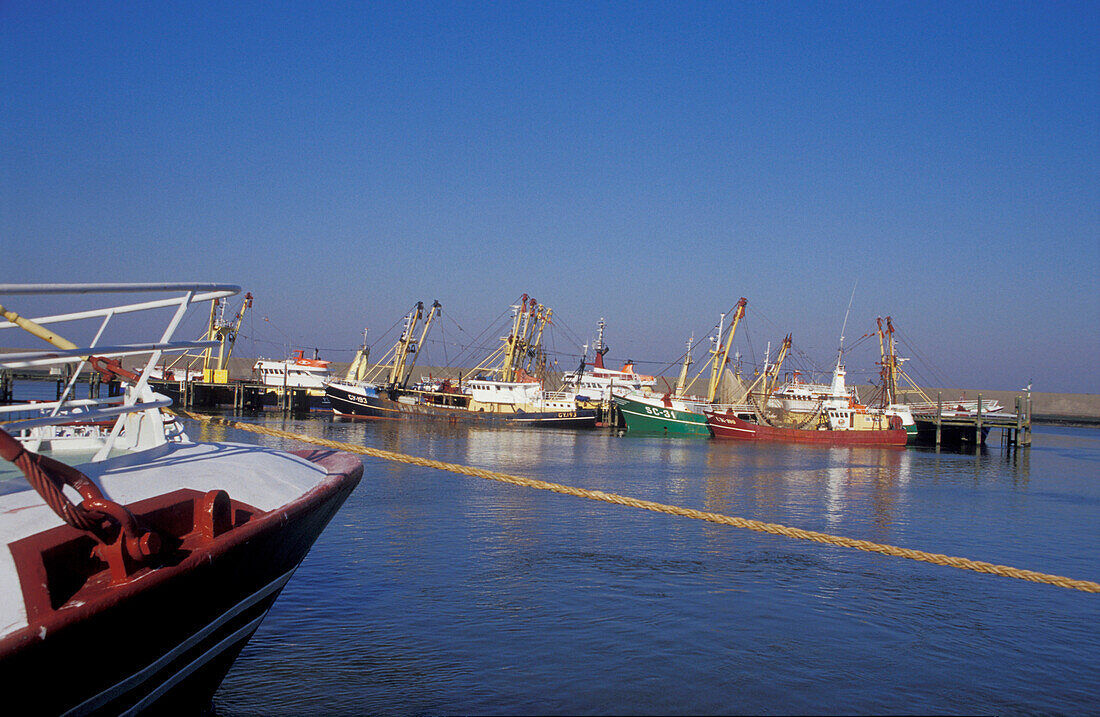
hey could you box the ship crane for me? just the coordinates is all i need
[473,295,553,383]
[706,297,747,404]
[192,291,252,377]
[388,300,441,388]
[762,334,793,400]
[345,327,370,382]
[672,297,748,399]
[876,316,899,407]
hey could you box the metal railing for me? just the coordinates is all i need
[1,283,240,458]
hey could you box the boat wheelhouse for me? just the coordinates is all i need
[252,349,334,389]
[560,319,656,402]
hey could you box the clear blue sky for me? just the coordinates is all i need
[3,1,1098,393]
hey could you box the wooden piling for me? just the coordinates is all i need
[935,392,942,446]
[1024,396,1033,446]
[1014,397,1022,446]
[976,394,983,445]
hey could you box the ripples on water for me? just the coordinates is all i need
[195,415,1100,715]
[6,383,1094,714]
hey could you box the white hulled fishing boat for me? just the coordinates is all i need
[326,296,597,428]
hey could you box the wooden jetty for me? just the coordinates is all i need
[0,368,123,402]
[0,368,315,415]
[911,392,1032,447]
[150,379,316,413]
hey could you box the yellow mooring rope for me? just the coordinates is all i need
[173,410,1100,593]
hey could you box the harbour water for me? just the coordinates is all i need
[190,412,1100,715]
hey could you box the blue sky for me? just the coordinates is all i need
[3,1,1098,393]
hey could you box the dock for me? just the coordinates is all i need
[0,368,317,414]
[911,393,1032,447]
[151,379,317,413]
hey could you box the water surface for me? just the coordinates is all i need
[200,415,1099,715]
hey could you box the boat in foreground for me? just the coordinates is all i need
[0,283,363,714]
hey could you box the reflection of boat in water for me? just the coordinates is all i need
[327,296,597,428]
[0,283,362,714]
[613,299,748,435]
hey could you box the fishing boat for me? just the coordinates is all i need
[612,298,748,435]
[704,317,908,446]
[560,319,656,402]
[326,297,597,428]
[252,349,334,390]
[771,372,857,412]
[252,349,334,409]
[0,283,363,714]
[704,353,908,445]
[704,405,908,445]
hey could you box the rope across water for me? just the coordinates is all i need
[174,410,1100,593]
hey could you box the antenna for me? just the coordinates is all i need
[836,281,858,364]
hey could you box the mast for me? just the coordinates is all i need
[389,302,423,387]
[500,295,527,382]
[674,334,694,395]
[875,317,900,407]
[345,327,370,382]
[762,334,792,399]
[528,305,550,378]
[401,300,441,387]
[202,297,221,374]
[593,318,607,369]
[202,291,252,373]
[884,316,898,404]
[706,297,747,403]
[708,311,725,397]
[222,292,252,368]
[835,282,858,370]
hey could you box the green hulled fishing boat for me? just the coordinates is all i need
[612,391,712,435]
[615,298,748,435]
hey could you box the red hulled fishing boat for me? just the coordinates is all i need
[704,407,908,446]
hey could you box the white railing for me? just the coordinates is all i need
[1,283,240,458]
